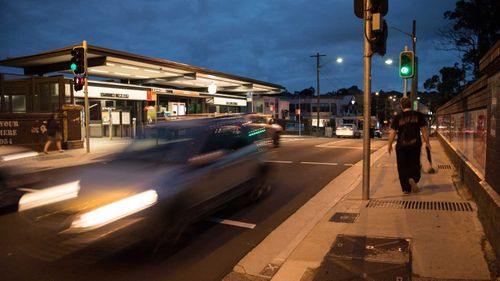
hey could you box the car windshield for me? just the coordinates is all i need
[117,125,206,164]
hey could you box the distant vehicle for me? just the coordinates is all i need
[335,124,361,138]
[15,116,274,258]
[374,128,382,138]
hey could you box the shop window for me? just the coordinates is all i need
[105,100,114,108]
[89,101,102,120]
[51,83,60,111]
[35,83,52,112]
[331,103,337,115]
[1,95,10,113]
[116,100,126,108]
[12,95,26,113]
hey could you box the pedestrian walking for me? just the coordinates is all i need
[43,113,63,154]
[387,97,431,194]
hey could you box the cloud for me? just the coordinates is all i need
[0,0,461,92]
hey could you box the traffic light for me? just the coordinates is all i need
[372,20,387,56]
[73,76,85,91]
[371,0,388,15]
[354,0,388,18]
[399,51,415,78]
[70,47,85,75]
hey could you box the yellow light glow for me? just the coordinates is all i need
[71,190,158,229]
[18,181,80,211]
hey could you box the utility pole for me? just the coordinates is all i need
[311,52,325,137]
[83,40,90,153]
[362,1,372,200]
[410,20,418,110]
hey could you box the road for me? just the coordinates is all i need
[0,137,386,281]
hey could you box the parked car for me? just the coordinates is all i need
[15,116,274,259]
[335,124,361,138]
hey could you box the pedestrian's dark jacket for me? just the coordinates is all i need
[391,110,427,150]
[47,117,61,137]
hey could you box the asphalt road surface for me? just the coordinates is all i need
[0,137,386,281]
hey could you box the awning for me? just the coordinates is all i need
[0,44,284,95]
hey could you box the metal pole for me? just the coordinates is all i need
[108,107,113,140]
[83,40,90,153]
[403,45,409,98]
[410,20,418,110]
[298,93,301,136]
[403,79,408,97]
[362,0,372,200]
[311,53,325,137]
[316,53,320,137]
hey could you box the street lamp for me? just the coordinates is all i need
[336,57,344,63]
[384,59,393,65]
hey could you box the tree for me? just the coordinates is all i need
[298,87,315,96]
[424,64,465,111]
[440,0,500,77]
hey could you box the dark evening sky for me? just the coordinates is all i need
[0,0,460,93]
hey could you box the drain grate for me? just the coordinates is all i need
[366,200,473,212]
[437,164,452,170]
[330,212,359,223]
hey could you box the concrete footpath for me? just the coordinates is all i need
[224,138,497,281]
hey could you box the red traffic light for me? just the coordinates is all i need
[73,76,85,91]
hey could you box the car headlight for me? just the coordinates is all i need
[71,189,158,230]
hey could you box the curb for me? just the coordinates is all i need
[227,145,388,280]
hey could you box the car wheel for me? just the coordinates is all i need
[249,177,272,201]
[273,132,280,148]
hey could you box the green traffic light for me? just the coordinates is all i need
[401,66,409,74]
[71,63,77,71]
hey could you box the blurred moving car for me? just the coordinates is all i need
[15,116,275,259]
[335,124,361,138]
[244,113,283,147]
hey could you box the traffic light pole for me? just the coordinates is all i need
[362,0,372,200]
[410,20,418,110]
[83,40,90,153]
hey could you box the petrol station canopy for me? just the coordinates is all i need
[0,44,283,95]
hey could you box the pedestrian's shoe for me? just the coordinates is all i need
[409,178,420,193]
[43,151,48,154]
[403,191,411,195]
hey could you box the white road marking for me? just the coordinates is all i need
[265,160,293,164]
[300,161,339,166]
[209,218,256,229]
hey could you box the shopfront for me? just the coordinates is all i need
[72,81,148,138]
[0,74,82,150]
[0,43,283,149]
